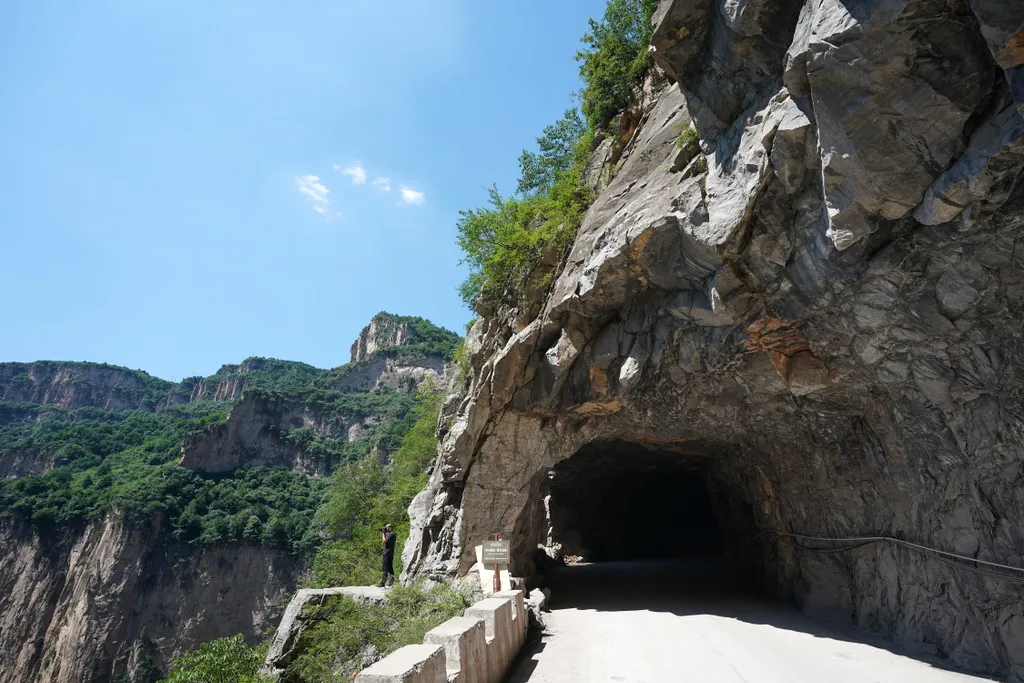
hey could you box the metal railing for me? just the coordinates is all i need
[757,529,1024,582]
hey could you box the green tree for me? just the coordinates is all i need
[455,0,658,309]
[576,0,658,130]
[517,108,586,196]
[455,186,543,307]
[159,634,267,683]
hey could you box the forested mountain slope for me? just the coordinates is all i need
[0,312,459,683]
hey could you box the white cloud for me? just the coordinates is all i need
[372,177,392,193]
[295,175,339,219]
[399,185,425,206]
[337,161,367,185]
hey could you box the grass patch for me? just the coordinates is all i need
[286,583,472,682]
[676,124,699,156]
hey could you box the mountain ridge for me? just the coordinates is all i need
[0,311,460,683]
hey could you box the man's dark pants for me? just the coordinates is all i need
[381,550,395,586]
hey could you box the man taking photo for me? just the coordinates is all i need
[378,523,396,587]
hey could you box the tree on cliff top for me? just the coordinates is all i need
[577,0,658,131]
[517,108,587,197]
[455,0,658,310]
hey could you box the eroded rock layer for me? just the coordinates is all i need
[405,0,1024,678]
[0,514,298,682]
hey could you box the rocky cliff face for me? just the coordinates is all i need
[405,0,1024,679]
[0,514,298,682]
[0,362,173,412]
[323,353,448,395]
[350,312,418,363]
[0,359,295,414]
[179,390,387,476]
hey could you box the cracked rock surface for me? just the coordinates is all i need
[404,0,1024,679]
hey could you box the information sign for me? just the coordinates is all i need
[482,540,510,564]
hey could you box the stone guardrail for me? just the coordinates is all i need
[354,589,527,683]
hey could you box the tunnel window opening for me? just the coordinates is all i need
[543,441,723,564]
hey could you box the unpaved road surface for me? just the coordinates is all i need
[505,558,997,683]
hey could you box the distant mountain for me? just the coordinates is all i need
[0,312,460,683]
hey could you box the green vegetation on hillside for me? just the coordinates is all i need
[310,381,443,587]
[159,634,268,683]
[205,358,326,394]
[0,356,450,558]
[0,311,460,557]
[372,313,463,361]
[170,467,327,554]
[0,407,227,524]
[0,384,425,556]
[161,382,450,682]
[0,404,330,553]
[0,382,432,555]
[286,583,472,682]
[196,316,460,400]
[456,0,658,309]
[248,386,418,421]
[577,0,658,131]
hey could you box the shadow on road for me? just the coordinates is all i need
[522,556,983,679]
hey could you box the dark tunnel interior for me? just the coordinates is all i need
[544,441,723,563]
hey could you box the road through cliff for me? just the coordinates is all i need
[506,559,998,683]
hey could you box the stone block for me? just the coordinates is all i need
[354,643,446,683]
[424,616,487,683]
[492,590,527,651]
[464,597,514,683]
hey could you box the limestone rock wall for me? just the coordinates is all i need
[350,313,417,363]
[0,362,172,411]
[323,354,448,395]
[0,514,299,683]
[178,389,378,476]
[405,0,1024,679]
[179,356,448,475]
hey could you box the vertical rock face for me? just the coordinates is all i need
[350,312,417,363]
[406,0,1024,679]
[177,390,365,476]
[0,515,299,683]
[0,362,173,411]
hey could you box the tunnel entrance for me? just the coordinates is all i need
[542,441,723,564]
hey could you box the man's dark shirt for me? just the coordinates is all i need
[383,531,397,555]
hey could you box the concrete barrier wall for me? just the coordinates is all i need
[354,589,528,683]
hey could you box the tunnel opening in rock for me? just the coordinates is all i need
[541,441,728,564]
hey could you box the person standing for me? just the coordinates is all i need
[379,523,397,587]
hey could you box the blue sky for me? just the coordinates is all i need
[0,0,604,380]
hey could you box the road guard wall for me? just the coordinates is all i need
[354,589,527,683]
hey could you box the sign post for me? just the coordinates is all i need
[482,535,510,594]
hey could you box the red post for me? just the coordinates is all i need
[492,533,501,593]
